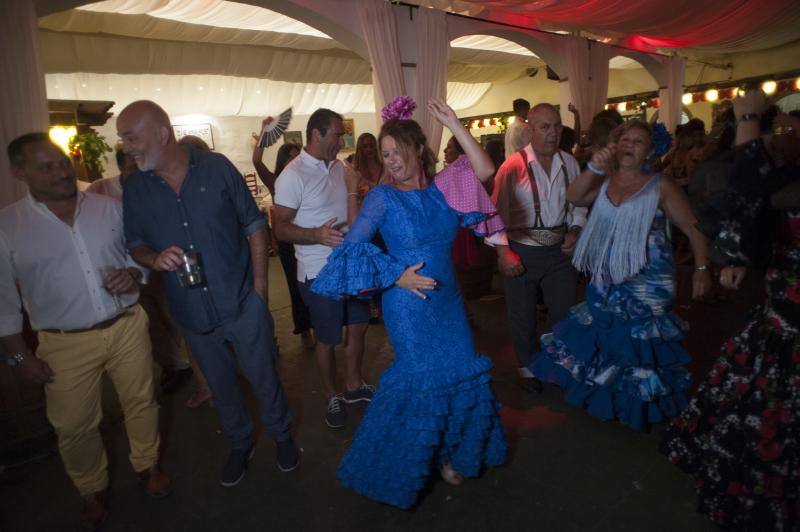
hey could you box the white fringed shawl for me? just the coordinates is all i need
[572,175,661,288]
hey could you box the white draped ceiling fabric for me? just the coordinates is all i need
[1,0,49,209]
[658,56,686,134]
[416,7,451,154]
[44,73,490,117]
[557,36,612,128]
[357,0,406,117]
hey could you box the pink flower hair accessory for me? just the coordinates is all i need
[381,96,416,122]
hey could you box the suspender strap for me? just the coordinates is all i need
[519,149,545,228]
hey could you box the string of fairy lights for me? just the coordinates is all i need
[462,75,800,129]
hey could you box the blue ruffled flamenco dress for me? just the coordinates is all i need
[531,176,691,431]
[311,156,507,509]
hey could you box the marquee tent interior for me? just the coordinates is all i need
[15,1,800,186]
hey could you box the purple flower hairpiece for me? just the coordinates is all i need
[381,96,416,123]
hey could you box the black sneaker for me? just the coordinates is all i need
[343,383,376,404]
[220,446,255,487]
[325,394,346,429]
[276,438,300,472]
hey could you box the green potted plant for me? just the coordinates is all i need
[69,130,113,178]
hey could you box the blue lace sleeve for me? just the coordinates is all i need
[311,187,406,299]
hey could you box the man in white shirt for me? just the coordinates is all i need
[489,103,588,393]
[504,98,532,156]
[273,108,373,430]
[0,133,170,530]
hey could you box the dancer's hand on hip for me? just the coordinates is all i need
[396,262,436,299]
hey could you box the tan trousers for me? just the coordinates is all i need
[37,304,160,496]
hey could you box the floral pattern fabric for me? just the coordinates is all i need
[661,140,800,530]
[531,209,693,431]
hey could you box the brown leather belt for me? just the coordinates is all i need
[41,312,128,334]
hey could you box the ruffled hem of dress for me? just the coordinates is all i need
[310,242,406,299]
[337,355,507,509]
[659,307,799,530]
[531,310,692,431]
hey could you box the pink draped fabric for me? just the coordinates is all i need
[357,0,405,117]
[657,56,686,134]
[434,155,505,237]
[558,36,612,125]
[1,0,48,209]
[416,7,450,161]
[420,0,800,52]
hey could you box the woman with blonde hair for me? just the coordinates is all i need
[311,98,507,508]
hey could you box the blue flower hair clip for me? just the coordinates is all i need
[651,122,672,159]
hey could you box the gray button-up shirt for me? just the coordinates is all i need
[123,147,265,333]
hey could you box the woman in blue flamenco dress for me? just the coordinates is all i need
[530,120,712,431]
[311,98,507,509]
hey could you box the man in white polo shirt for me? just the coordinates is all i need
[273,108,373,430]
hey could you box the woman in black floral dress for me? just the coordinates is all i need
[660,93,800,530]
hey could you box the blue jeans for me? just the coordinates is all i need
[181,290,292,450]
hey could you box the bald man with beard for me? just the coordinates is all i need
[117,101,298,488]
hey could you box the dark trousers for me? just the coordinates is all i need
[277,240,312,334]
[504,241,577,368]
[182,290,292,449]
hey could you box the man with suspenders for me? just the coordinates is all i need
[488,103,588,392]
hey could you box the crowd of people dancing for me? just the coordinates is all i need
[1,87,797,530]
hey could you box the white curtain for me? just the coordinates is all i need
[416,7,450,155]
[357,0,406,118]
[558,36,612,128]
[1,0,48,208]
[657,55,685,133]
[44,73,490,117]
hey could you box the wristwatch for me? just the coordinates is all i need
[6,352,25,367]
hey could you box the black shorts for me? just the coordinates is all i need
[298,278,370,345]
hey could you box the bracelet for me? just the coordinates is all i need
[694,265,709,272]
[736,113,759,124]
[586,162,604,176]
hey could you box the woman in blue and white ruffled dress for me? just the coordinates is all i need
[530,120,712,431]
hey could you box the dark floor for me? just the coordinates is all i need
[0,260,764,532]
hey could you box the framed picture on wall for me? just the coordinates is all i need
[283,131,303,147]
[342,118,355,151]
[172,123,214,150]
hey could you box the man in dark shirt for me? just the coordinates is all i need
[118,100,297,487]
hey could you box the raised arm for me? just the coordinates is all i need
[566,143,616,206]
[252,117,276,197]
[427,98,494,182]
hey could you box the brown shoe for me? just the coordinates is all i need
[79,488,109,531]
[137,466,172,498]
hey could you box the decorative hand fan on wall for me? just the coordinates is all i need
[258,107,293,148]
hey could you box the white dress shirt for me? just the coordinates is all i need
[87,175,123,203]
[0,192,140,335]
[274,149,348,281]
[487,145,588,247]
[504,118,532,157]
